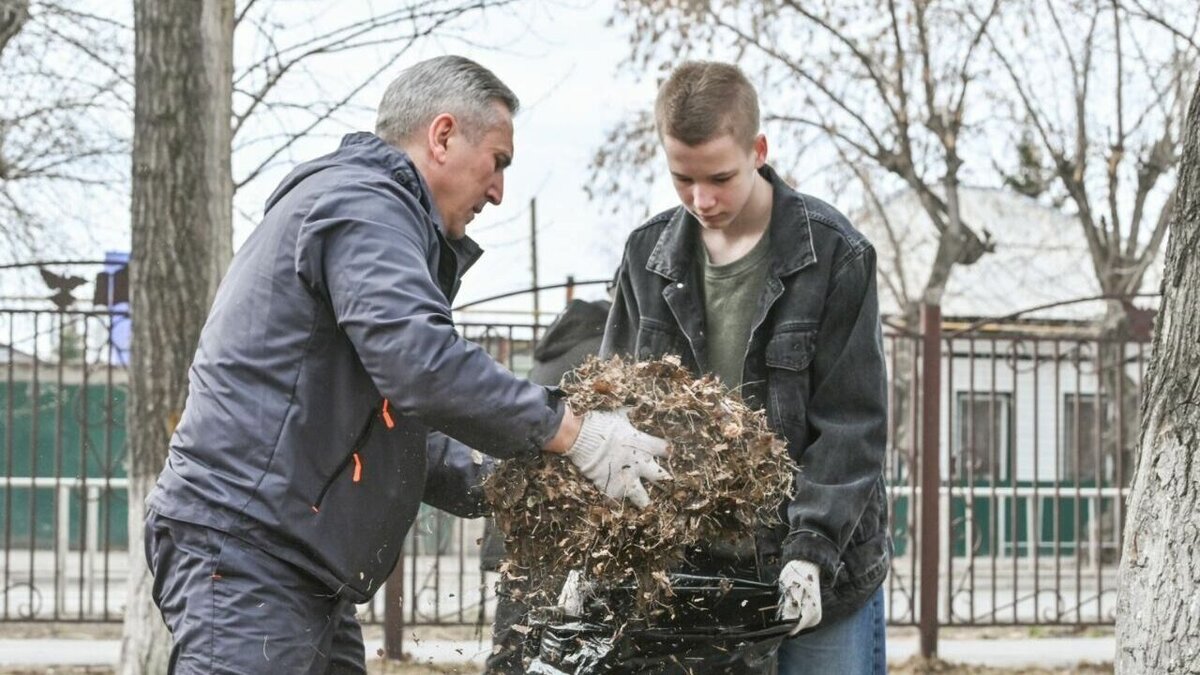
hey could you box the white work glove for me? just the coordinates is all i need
[778,559,822,636]
[565,408,671,508]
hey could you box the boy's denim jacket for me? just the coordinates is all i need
[600,165,892,623]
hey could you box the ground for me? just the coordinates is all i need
[888,659,1112,674]
[0,658,1113,667]
[0,623,1115,673]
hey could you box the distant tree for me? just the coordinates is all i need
[1115,70,1200,673]
[0,0,130,263]
[228,0,519,196]
[983,0,1198,335]
[1,0,519,263]
[598,0,1003,323]
[985,1,1198,531]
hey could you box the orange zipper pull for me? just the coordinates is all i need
[352,452,362,483]
[381,399,395,429]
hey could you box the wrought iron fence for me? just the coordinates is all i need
[1,306,130,622]
[882,322,1143,629]
[0,297,1145,630]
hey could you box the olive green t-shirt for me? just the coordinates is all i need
[700,228,771,390]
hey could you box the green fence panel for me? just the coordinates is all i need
[0,381,128,549]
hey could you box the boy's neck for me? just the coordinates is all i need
[700,172,773,266]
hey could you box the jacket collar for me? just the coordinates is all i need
[646,163,817,281]
[338,132,484,274]
[448,235,483,274]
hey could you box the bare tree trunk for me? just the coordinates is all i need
[1115,79,1200,674]
[119,1,233,672]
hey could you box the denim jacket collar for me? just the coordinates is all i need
[645,163,818,282]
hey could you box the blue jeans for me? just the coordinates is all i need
[777,586,886,674]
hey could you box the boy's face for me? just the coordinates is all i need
[662,132,767,232]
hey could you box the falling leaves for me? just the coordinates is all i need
[484,356,795,619]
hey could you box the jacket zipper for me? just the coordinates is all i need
[311,406,380,513]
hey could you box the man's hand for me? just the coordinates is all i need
[778,559,822,636]
[565,408,670,508]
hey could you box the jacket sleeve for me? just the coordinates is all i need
[295,178,561,459]
[781,244,889,578]
[422,432,494,518]
[599,249,639,359]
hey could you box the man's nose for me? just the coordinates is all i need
[487,172,504,205]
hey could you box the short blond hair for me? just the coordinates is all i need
[654,61,759,148]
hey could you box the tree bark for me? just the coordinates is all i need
[1115,78,1200,674]
[119,1,233,673]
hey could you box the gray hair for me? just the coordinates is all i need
[375,55,519,145]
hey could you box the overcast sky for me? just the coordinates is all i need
[229,1,682,321]
[8,0,1172,325]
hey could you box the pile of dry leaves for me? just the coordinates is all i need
[484,355,795,619]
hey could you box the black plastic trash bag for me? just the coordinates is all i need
[524,574,796,674]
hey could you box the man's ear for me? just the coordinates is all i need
[427,113,457,164]
[753,133,768,168]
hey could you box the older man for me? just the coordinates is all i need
[144,56,669,674]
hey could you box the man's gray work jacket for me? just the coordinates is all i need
[147,133,563,603]
[600,165,891,623]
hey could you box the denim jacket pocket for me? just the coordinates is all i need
[765,329,817,428]
[635,319,686,361]
[765,329,817,371]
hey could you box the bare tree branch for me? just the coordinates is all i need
[779,0,902,123]
[836,142,912,308]
[1119,0,1200,50]
[234,0,262,29]
[39,20,133,88]
[234,50,400,190]
[0,0,30,56]
[984,0,1196,318]
[704,9,890,152]
[1106,0,1126,267]
[951,0,1002,126]
[232,0,502,190]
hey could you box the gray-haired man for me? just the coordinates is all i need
[144,55,669,673]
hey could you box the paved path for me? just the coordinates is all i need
[0,634,1115,669]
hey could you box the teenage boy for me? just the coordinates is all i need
[601,61,890,674]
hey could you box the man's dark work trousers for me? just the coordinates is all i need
[145,510,366,674]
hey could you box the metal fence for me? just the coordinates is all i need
[882,316,1142,633]
[1,305,130,622]
[0,301,1144,631]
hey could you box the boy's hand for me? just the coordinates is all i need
[778,559,822,635]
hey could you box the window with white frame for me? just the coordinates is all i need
[953,392,1013,483]
[1061,392,1106,482]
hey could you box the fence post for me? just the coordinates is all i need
[919,303,942,658]
[384,553,405,659]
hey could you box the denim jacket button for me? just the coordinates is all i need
[676,282,684,289]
